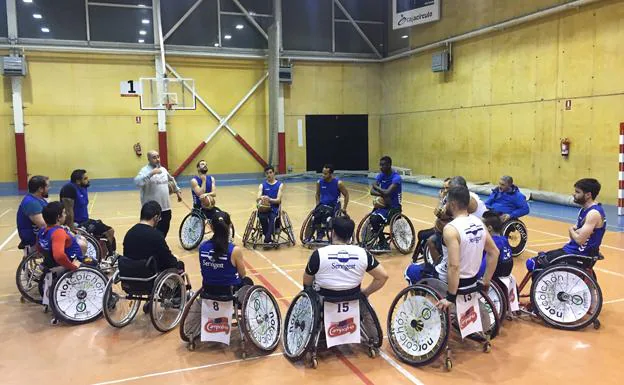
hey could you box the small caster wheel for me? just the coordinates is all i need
[483,342,491,353]
[593,319,601,330]
[311,357,318,369]
[368,348,377,358]
[445,358,453,371]
[50,318,59,326]
[43,305,49,314]
[241,351,247,360]
[20,296,25,303]
[188,342,196,351]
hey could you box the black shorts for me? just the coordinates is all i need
[80,219,112,238]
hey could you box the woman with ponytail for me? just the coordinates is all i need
[198,211,252,296]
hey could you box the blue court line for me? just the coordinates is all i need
[2,173,622,231]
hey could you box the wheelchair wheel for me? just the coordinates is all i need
[477,288,501,339]
[179,211,206,250]
[283,290,320,361]
[241,285,282,352]
[179,289,202,343]
[503,220,528,257]
[242,211,258,248]
[299,211,315,245]
[530,264,602,330]
[16,251,45,304]
[50,267,107,325]
[102,270,141,328]
[387,284,450,366]
[391,214,415,254]
[356,213,376,249]
[150,271,187,332]
[360,296,383,349]
[488,279,508,325]
[281,211,296,246]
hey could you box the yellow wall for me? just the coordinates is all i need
[284,62,382,173]
[382,0,624,203]
[0,53,380,182]
[407,0,576,48]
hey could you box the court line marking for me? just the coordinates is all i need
[90,353,285,385]
[0,229,17,252]
[604,298,624,305]
[0,208,11,219]
[88,193,98,215]
[526,228,624,251]
[528,241,566,248]
[236,233,426,385]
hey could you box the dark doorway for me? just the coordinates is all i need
[305,114,369,172]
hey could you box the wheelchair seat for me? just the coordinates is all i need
[118,256,159,295]
[200,288,236,302]
[545,252,603,269]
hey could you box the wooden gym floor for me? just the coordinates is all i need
[0,180,622,385]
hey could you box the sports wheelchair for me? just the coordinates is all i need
[502,218,528,257]
[242,206,296,249]
[387,277,500,371]
[356,208,415,254]
[179,283,282,358]
[517,252,603,330]
[282,288,382,369]
[74,227,118,274]
[179,207,235,250]
[15,246,108,325]
[102,256,191,332]
[300,203,346,248]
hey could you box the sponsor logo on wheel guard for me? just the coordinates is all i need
[328,317,357,337]
[459,306,477,329]
[204,317,230,334]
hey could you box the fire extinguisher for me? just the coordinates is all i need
[560,138,570,157]
[133,142,142,157]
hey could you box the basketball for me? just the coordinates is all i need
[373,196,386,209]
[201,194,215,209]
[257,196,271,212]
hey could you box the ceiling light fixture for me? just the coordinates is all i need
[224,34,232,40]
[33,14,42,19]
[142,19,150,24]
[41,27,50,33]
[138,39,145,43]
[235,24,244,30]
[401,35,409,39]
[139,30,147,35]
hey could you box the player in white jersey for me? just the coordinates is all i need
[436,185,500,311]
[304,216,388,297]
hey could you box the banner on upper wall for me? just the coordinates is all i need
[393,0,441,30]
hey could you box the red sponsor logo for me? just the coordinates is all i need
[459,306,477,329]
[328,317,357,337]
[509,287,516,303]
[204,317,230,334]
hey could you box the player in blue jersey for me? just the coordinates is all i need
[309,164,349,242]
[190,160,220,221]
[256,165,284,244]
[369,156,402,251]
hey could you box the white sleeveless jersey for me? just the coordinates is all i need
[315,245,370,291]
[470,192,487,218]
[435,214,486,282]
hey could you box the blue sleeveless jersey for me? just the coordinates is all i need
[319,178,340,206]
[262,180,282,213]
[563,204,606,256]
[192,175,213,207]
[37,226,83,263]
[16,194,48,245]
[199,241,241,287]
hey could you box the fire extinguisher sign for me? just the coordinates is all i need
[565,100,572,110]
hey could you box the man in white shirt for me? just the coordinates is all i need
[303,216,388,298]
[134,150,181,237]
[435,186,500,310]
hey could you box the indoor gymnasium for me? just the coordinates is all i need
[1,0,623,384]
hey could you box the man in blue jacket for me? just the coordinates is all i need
[485,176,529,221]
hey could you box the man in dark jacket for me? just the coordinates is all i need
[485,176,530,221]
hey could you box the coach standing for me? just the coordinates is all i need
[134,150,182,237]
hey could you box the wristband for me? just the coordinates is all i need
[446,292,457,303]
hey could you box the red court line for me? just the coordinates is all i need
[243,259,376,385]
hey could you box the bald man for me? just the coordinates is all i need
[134,150,181,237]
